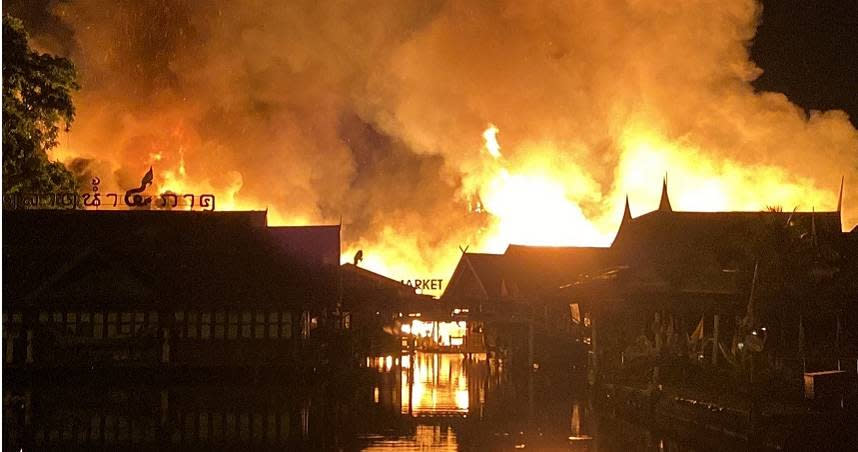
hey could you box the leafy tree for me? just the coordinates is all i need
[2,14,79,195]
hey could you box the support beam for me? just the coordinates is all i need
[712,314,720,367]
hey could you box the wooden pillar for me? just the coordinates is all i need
[160,389,169,428]
[528,311,535,370]
[162,329,171,363]
[712,314,720,367]
[26,329,34,364]
[799,315,805,373]
[836,312,842,371]
[407,354,414,415]
[590,315,599,386]
[4,327,11,364]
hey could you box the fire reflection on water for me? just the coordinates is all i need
[361,424,458,452]
[4,351,693,450]
[361,351,598,450]
[359,352,700,450]
[401,352,479,416]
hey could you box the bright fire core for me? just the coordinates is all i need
[40,0,856,301]
[58,123,844,296]
[343,123,838,294]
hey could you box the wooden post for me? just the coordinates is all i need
[712,314,720,367]
[528,307,535,370]
[162,329,170,363]
[26,329,34,364]
[408,353,414,415]
[799,315,805,373]
[836,312,842,371]
[590,315,599,386]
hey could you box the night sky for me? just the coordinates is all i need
[750,0,857,125]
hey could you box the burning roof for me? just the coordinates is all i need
[8,0,857,286]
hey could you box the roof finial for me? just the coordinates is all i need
[837,175,844,213]
[658,174,672,212]
[622,194,632,223]
[811,206,818,251]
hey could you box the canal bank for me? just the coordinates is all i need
[595,380,858,450]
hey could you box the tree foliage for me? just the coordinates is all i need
[2,14,79,195]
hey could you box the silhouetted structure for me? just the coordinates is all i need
[444,180,858,385]
[444,244,606,369]
[570,182,857,387]
[340,262,427,354]
[2,210,340,373]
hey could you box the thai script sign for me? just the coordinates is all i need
[3,167,215,211]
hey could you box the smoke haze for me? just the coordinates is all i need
[10,0,858,286]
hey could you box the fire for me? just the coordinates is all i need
[479,167,609,252]
[475,123,611,250]
[466,123,840,257]
[482,124,502,159]
[34,0,856,302]
[54,120,842,300]
[616,124,835,215]
[56,121,842,299]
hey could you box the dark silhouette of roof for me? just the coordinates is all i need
[443,245,610,301]
[445,200,848,301]
[595,207,845,296]
[614,209,842,264]
[4,210,338,308]
[341,263,416,297]
[658,176,672,212]
[269,225,341,268]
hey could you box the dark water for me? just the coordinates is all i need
[3,353,696,451]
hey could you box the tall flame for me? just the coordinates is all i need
[33,0,856,298]
[482,124,502,159]
[467,122,839,258]
[477,126,610,252]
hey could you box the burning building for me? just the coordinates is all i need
[569,181,858,387]
[443,178,858,379]
[4,0,856,290]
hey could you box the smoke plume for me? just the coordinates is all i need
[13,0,858,287]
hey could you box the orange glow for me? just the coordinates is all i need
[402,352,470,416]
[57,121,843,292]
[616,124,834,216]
[482,124,502,159]
[466,123,842,258]
[43,1,856,302]
[408,320,467,347]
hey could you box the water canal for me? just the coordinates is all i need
[4,352,703,450]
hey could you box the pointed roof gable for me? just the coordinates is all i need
[837,175,844,213]
[442,245,609,301]
[341,262,416,297]
[658,176,672,212]
[622,195,633,223]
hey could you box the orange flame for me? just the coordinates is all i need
[56,120,842,298]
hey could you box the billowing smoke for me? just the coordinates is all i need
[11,0,858,287]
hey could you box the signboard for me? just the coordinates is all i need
[3,167,215,211]
[401,279,443,291]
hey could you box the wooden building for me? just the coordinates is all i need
[443,178,857,383]
[340,262,427,355]
[443,244,607,368]
[2,210,340,373]
[565,180,857,392]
